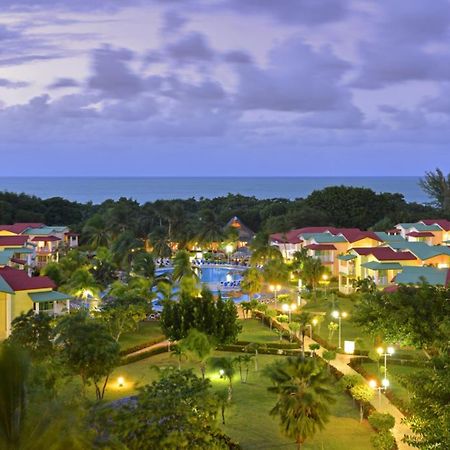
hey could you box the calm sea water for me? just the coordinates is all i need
[0,177,426,204]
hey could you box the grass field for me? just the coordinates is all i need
[360,362,413,404]
[118,321,165,350]
[100,351,374,449]
[239,318,287,344]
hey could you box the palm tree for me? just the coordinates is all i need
[265,357,335,450]
[148,226,172,259]
[183,329,213,379]
[82,214,111,249]
[234,354,254,383]
[296,312,313,358]
[110,230,144,270]
[209,356,236,401]
[131,251,155,279]
[215,390,229,425]
[171,343,188,370]
[241,268,264,301]
[250,232,283,265]
[289,322,300,343]
[0,345,29,449]
[172,250,198,284]
[65,267,101,306]
[196,209,224,249]
[419,168,450,211]
[301,258,325,299]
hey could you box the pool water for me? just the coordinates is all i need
[155,266,243,284]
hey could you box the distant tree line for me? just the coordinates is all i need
[0,170,448,241]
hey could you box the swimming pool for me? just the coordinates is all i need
[155,266,244,285]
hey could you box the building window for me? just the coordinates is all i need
[39,301,54,312]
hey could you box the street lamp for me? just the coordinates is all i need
[377,346,394,378]
[269,284,282,301]
[369,378,390,407]
[225,244,233,264]
[282,302,297,322]
[321,274,329,297]
[117,376,125,388]
[331,310,347,349]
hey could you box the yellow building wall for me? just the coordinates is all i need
[422,254,450,267]
[351,238,380,248]
[0,230,17,236]
[0,292,6,340]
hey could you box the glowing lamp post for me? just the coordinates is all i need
[117,376,125,388]
[377,346,394,378]
[225,244,233,264]
[269,284,282,301]
[332,310,347,349]
[369,378,390,407]
[282,302,297,322]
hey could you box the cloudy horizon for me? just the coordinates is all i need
[0,1,449,176]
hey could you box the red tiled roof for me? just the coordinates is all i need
[31,235,61,242]
[305,244,337,251]
[0,236,29,247]
[0,223,44,234]
[0,267,55,291]
[352,247,374,255]
[421,219,450,231]
[270,231,303,244]
[338,229,383,243]
[354,247,417,261]
[406,231,434,237]
[11,258,26,265]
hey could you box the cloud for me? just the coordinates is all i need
[47,77,79,89]
[88,45,144,98]
[0,78,30,89]
[235,37,352,113]
[353,1,450,89]
[222,50,253,64]
[223,0,348,25]
[165,32,215,63]
[160,10,188,34]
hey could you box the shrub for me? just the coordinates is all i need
[370,431,396,450]
[368,412,395,432]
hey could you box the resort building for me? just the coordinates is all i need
[0,267,71,339]
[271,220,450,294]
[225,216,255,248]
[0,223,78,269]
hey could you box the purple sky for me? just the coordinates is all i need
[0,0,449,176]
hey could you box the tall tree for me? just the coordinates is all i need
[419,168,450,212]
[241,267,264,300]
[82,213,111,249]
[209,356,236,401]
[301,257,325,298]
[265,357,335,450]
[148,226,172,259]
[55,312,120,400]
[183,329,213,379]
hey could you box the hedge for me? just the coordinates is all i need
[216,343,311,358]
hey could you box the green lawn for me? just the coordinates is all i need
[300,294,374,350]
[98,351,374,449]
[118,321,165,350]
[239,318,286,344]
[360,362,413,404]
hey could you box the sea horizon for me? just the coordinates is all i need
[0,176,427,204]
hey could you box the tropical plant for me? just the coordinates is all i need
[172,249,198,283]
[350,383,374,422]
[265,357,335,449]
[266,308,277,330]
[171,343,189,370]
[234,354,253,384]
[209,356,236,401]
[296,312,313,358]
[322,350,336,373]
[82,213,111,248]
[183,329,213,379]
[301,257,325,298]
[64,267,101,305]
[110,230,144,270]
[419,168,450,211]
[147,226,172,258]
[241,267,263,300]
[131,250,156,279]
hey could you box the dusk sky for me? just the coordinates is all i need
[1,0,449,176]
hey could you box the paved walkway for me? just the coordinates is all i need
[121,340,171,361]
[302,333,415,450]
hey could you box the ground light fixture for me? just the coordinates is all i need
[225,244,234,263]
[282,302,297,322]
[331,310,347,349]
[377,346,395,378]
[117,376,125,388]
[219,369,225,379]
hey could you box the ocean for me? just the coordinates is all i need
[0,176,426,204]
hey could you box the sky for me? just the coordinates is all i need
[0,0,449,176]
